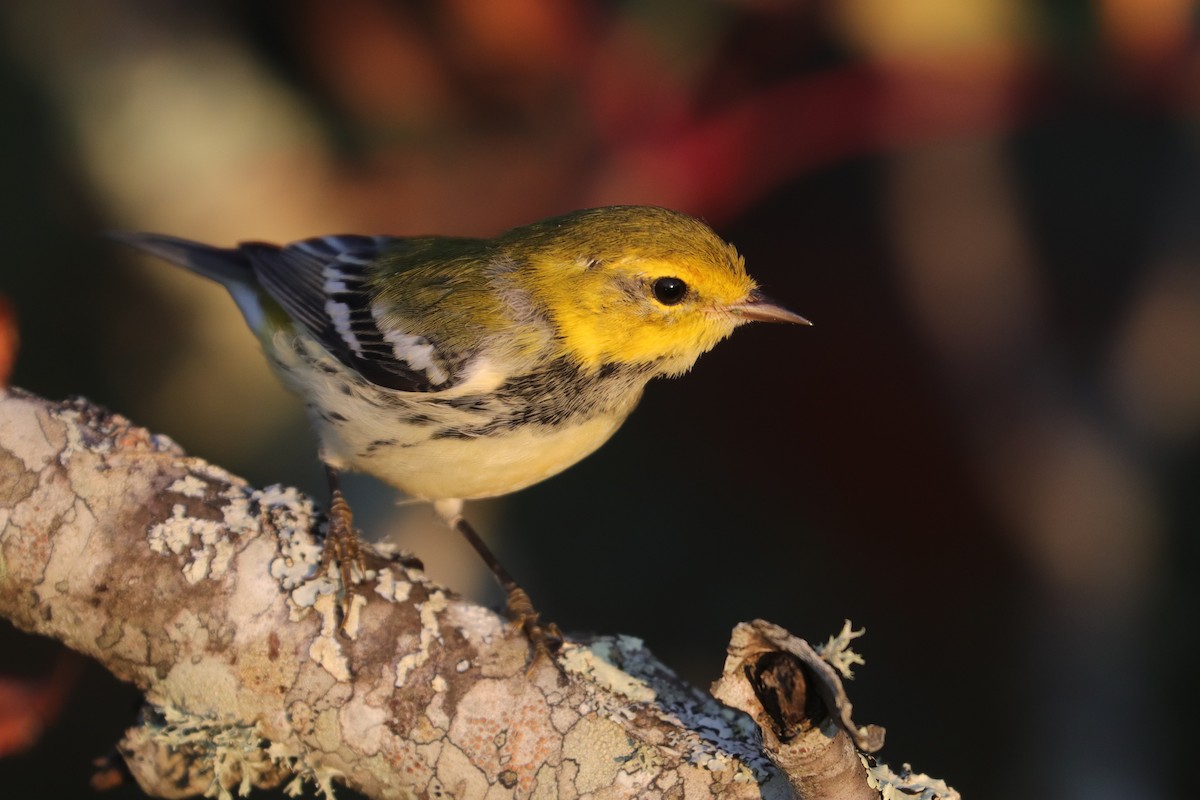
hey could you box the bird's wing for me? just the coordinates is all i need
[240,235,454,393]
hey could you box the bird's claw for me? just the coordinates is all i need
[505,586,565,675]
[319,489,366,631]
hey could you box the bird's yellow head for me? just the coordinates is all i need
[499,206,807,376]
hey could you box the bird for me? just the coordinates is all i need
[115,205,809,654]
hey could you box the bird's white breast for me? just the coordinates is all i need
[268,330,639,501]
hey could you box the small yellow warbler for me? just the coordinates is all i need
[117,206,808,651]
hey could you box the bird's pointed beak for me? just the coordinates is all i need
[727,291,812,326]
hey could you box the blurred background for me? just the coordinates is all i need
[1,0,1198,798]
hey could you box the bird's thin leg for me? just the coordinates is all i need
[436,501,562,659]
[319,464,365,603]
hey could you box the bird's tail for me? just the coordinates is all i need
[110,232,254,287]
[111,232,267,331]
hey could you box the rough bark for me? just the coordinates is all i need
[0,387,958,799]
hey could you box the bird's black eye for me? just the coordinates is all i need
[652,277,688,305]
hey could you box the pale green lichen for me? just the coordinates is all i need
[562,640,656,704]
[817,619,867,679]
[146,503,240,584]
[169,475,209,498]
[264,486,334,607]
[308,593,351,682]
[148,504,206,556]
[125,705,301,800]
[394,589,449,686]
[0,392,61,471]
[372,566,412,603]
[147,473,298,586]
[865,758,961,800]
[564,635,774,787]
[561,715,637,794]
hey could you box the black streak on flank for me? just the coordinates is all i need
[429,358,650,440]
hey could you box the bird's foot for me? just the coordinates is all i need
[505,585,564,664]
[319,487,366,628]
[443,511,566,669]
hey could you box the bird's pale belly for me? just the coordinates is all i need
[320,410,627,501]
[272,329,642,502]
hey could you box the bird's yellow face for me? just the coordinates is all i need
[504,206,797,376]
[537,250,756,376]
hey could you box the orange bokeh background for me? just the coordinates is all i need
[2,2,1199,798]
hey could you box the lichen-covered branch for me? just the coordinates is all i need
[0,388,958,799]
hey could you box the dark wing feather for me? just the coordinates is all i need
[240,235,448,393]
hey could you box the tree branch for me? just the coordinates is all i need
[0,387,958,799]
